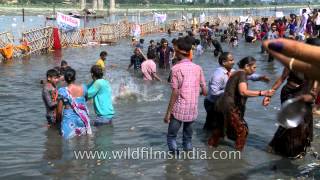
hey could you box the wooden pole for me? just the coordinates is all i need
[22,8,25,22]
[109,0,115,14]
[92,0,97,10]
[80,0,86,10]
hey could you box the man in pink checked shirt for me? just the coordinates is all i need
[164,36,207,153]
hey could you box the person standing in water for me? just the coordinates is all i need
[87,65,115,126]
[128,48,144,71]
[262,38,320,158]
[42,69,60,127]
[207,57,274,150]
[266,23,279,62]
[57,68,92,139]
[96,51,107,70]
[164,36,207,153]
[204,52,270,132]
[140,49,162,81]
[157,39,174,69]
[147,40,157,62]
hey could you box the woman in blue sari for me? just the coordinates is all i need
[56,68,92,139]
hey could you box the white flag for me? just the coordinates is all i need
[56,12,80,31]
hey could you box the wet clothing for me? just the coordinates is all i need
[220,34,228,43]
[141,59,157,80]
[42,83,58,125]
[87,79,115,125]
[245,27,255,42]
[147,45,157,59]
[96,58,105,69]
[212,40,223,54]
[269,71,313,157]
[208,71,249,151]
[157,46,174,69]
[167,117,193,151]
[130,54,144,70]
[135,43,144,50]
[58,85,92,139]
[205,67,263,104]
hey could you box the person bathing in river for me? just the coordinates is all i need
[42,69,60,128]
[87,65,115,126]
[212,39,223,57]
[207,57,274,151]
[96,51,107,70]
[60,60,69,75]
[147,40,158,62]
[261,38,320,158]
[204,52,270,132]
[128,48,144,71]
[136,39,144,50]
[139,49,162,81]
[157,38,174,69]
[40,61,69,86]
[57,68,92,139]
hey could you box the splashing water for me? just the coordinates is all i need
[109,76,164,103]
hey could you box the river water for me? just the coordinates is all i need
[0,30,320,179]
[0,6,304,41]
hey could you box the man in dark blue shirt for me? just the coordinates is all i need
[128,48,144,70]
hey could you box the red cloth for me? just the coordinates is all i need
[316,93,320,105]
[277,24,286,38]
[53,27,61,50]
[92,28,96,40]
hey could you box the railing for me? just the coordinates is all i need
[1,15,284,60]
[0,32,14,48]
[22,26,53,54]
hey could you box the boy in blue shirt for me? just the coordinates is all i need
[87,65,115,126]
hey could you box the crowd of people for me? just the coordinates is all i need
[41,10,320,159]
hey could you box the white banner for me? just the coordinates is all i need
[200,13,205,23]
[131,23,141,37]
[239,16,253,23]
[153,13,167,24]
[299,8,311,16]
[56,12,80,31]
[276,11,284,18]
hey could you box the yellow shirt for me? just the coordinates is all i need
[96,59,105,69]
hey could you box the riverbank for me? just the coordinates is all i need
[0,4,319,16]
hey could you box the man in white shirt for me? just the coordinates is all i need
[204,52,270,131]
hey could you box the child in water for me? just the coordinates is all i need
[42,69,60,127]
